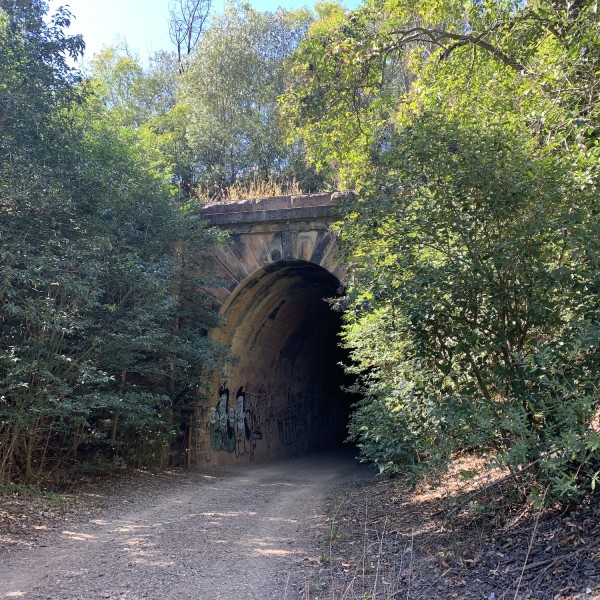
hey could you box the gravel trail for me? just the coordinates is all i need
[0,451,373,599]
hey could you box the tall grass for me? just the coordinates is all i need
[199,175,304,202]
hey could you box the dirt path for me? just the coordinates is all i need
[0,451,373,600]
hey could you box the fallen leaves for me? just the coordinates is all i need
[305,454,600,599]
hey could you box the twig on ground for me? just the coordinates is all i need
[528,538,600,585]
[372,518,388,597]
[406,528,414,600]
[363,492,369,589]
[511,486,548,600]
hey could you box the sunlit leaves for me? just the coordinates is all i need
[284,0,600,497]
[179,5,317,195]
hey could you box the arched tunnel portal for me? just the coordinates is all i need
[192,193,356,466]
[213,260,352,459]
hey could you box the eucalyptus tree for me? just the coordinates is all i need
[88,46,199,201]
[169,0,212,65]
[89,45,176,127]
[179,4,324,198]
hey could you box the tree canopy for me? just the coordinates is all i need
[179,4,328,198]
[0,0,225,483]
[282,0,600,498]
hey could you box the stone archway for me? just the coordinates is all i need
[190,194,354,466]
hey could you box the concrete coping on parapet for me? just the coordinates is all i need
[201,192,350,226]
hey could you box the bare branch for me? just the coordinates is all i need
[169,0,212,65]
[388,26,527,72]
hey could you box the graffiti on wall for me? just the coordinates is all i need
[209,385,235,453]
[207,382,335,458]
[209,384,262,456]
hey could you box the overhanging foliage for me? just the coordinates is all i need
[282,0,600,499]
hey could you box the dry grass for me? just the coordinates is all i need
[198,175,304,202]
[304,454,600,599]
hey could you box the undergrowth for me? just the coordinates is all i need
[304,455,600,599]
[0,481,70,502]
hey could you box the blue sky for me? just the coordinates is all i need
[53,0,357,63]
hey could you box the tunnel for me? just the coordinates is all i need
[205,259,355,462]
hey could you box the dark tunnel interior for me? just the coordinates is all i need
[213,259,357,459]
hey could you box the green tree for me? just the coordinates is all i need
[88,46,199,201]
[180,4,326,198]
[282,0,600,498]
[0,0,226,483]
[89,45,175,127]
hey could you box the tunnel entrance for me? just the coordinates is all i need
[206,259,355,462]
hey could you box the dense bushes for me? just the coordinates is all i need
[0,1,224,483]
[283,0,600,499]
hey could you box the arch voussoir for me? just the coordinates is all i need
[188,193,351,467]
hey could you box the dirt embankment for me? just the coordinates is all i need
[313,456,600,600]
